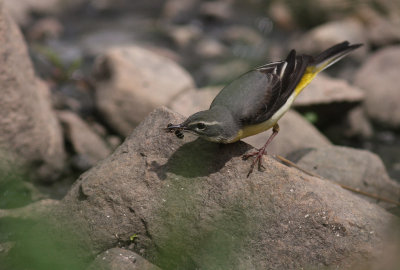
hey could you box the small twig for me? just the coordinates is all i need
[275,155,400,207]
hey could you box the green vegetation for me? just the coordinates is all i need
[1,218,90,270]
[303,111,319,124]
[130,233,138,242]
[0,160,90,270]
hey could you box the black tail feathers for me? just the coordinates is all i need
[311,41,363,70]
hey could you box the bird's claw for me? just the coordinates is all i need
[258,160,265,171]
[244,149,267,177]
[247,163,255,178]
[242,149,261,160]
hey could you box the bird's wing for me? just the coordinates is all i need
[209,66,282,125]
[210,52,311,126]
[267,53,312,120]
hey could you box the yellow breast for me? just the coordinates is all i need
[229,120,276,143]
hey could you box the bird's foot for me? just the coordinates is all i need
[242,148,267,177]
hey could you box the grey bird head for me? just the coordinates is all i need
[166,106,239,143]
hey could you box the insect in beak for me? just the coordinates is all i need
[174,130,184,139]
[165,123,185,139]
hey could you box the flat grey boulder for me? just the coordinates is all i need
[61,107,398,270]
[289,146,400,209]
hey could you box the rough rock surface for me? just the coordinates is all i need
[0,1,65,181]
[354,46,400,127]
[289,146,400,209]
[170,87,331,156]
[94,46,195,136]
[61,107,398,270]
[58,111,112,168]
[293,74,364,107]
[87,248,161,270]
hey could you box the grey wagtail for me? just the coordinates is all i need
[166,41,362,176]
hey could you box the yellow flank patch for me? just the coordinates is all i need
[294,66,318,96]
[228,119,276,143]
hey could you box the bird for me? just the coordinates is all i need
[165,41,362,177]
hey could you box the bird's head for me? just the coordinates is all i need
[165,106,239,143]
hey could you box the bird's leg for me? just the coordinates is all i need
[243,123,280,177]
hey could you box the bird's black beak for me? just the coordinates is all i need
[164,123,186,133]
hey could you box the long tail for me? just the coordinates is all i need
[310,41,363,73]
[293,41,362,96]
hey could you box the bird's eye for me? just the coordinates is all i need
[196,123,206,130]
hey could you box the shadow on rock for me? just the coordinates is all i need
[150,138,252,180]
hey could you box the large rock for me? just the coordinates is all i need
[293,18,367,60]
[61,107,398,269]
[289,146,400,209]
[293,74,364,107]
[170,87,331,156]
[58,111,112,170]
[94,46,195,136]
[354,46,400,127]
[88,248,161,270]
[0,2,65,181]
